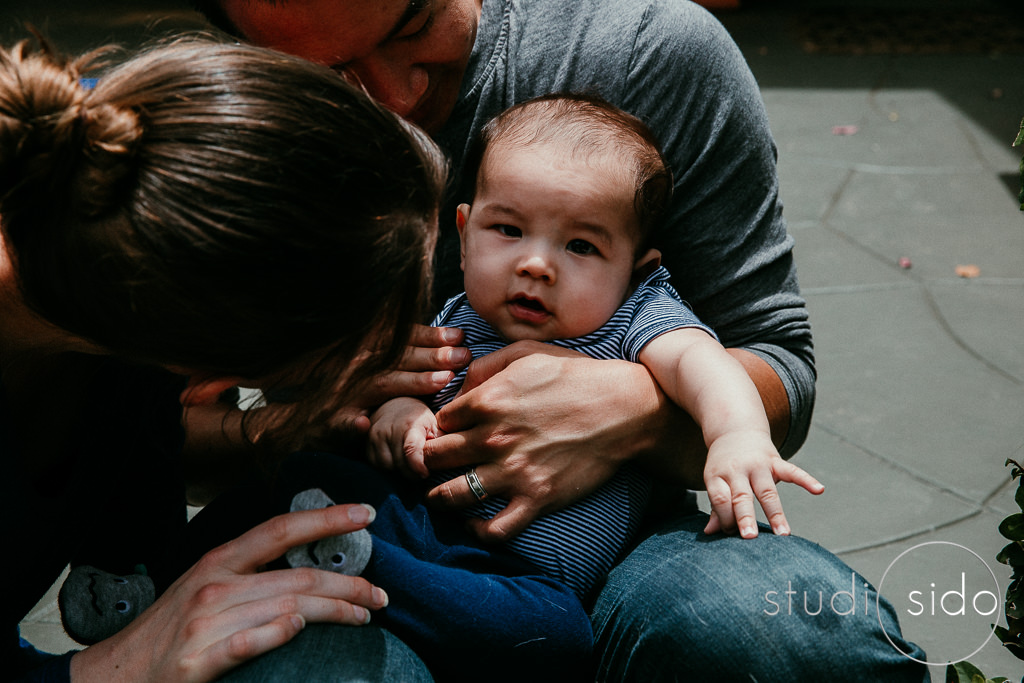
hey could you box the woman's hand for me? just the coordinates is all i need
[313,324,471,437]
[423,341,680,542]
[70,504,388,683]
[361,324,471,411]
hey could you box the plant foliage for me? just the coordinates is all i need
[948,459,1024,682]
[1015,117,1024,210]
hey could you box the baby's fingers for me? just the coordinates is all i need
[703,509,722,535]
[366,431,396,472]
[774,459,825,496]
[705,477,758,538]
[401,431,430,479]
[750,471,790,536]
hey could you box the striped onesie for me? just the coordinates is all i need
[429,266,715,598]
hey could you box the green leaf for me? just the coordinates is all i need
[1014,117,1024,148]
[1015,479,1024,512]
[1007,598,1022,620]
[997,540,1024,566]
[945,661,986,683]
[1000,514,1024,542]
[994,625,1024,662]
[1008,459,1024,480]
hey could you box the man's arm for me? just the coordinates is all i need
[422,339,797,539]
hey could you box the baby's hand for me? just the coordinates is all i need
[367,397,439,479]
[702,430,824,539]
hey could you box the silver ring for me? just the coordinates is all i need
[465,468,489,501]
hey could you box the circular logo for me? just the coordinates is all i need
[876,541,1002,666]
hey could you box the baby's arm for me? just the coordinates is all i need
[638,329,824,538]
[367,397,439,479]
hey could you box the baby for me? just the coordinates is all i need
[369,93,823,598]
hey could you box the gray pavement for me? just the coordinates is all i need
[8,0,1024,678]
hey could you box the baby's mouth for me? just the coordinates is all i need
[512,296,546,311]
[508,296,551,322]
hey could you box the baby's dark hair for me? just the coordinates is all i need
[0,35,447,447]
[465,93,673,243]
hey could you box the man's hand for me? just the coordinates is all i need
[424,341,674,542]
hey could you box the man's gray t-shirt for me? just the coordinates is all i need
[434,0,814,457]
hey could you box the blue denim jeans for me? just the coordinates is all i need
[590,512,931,682]
[217,510,930,682]
[217,624,434,682]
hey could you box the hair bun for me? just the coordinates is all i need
[0,37,140,217]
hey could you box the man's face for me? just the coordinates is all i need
[220,0,482,133]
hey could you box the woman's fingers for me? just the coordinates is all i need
[195,613,308,679]
[189,575,383,651]
[217,505,376,574]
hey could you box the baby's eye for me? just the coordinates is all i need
[567,239,598,255]
[494,224,522,238]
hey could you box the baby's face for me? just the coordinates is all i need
[458,141,648,342]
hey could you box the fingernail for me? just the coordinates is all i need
[449,347,472,364]
[354,606,371,624]
[431,371,453,385]
[349,504,375,524]
[442,328,462,344]
[291,614,306,631]
[742,525,757,537]
[374,587,389,607]
[776,525,790,536]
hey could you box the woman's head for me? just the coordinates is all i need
[0,35,446,441]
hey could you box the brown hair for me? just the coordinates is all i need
[0,35,447,445]
[465,93,673,244]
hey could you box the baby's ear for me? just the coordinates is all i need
[456,203,471,270]
[632,248,662,284]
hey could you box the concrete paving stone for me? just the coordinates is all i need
[775,153,854,225]
[791,219,913,289]
[807,285,1024,502]
[827,170,1024,280]
[749,51,896,90]
[763,90,913,163]
[927,279,1024,384]
[872,53,1024,146]
[768,89,994,170]
[838,486,1021,677]
[768,424,982,553]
